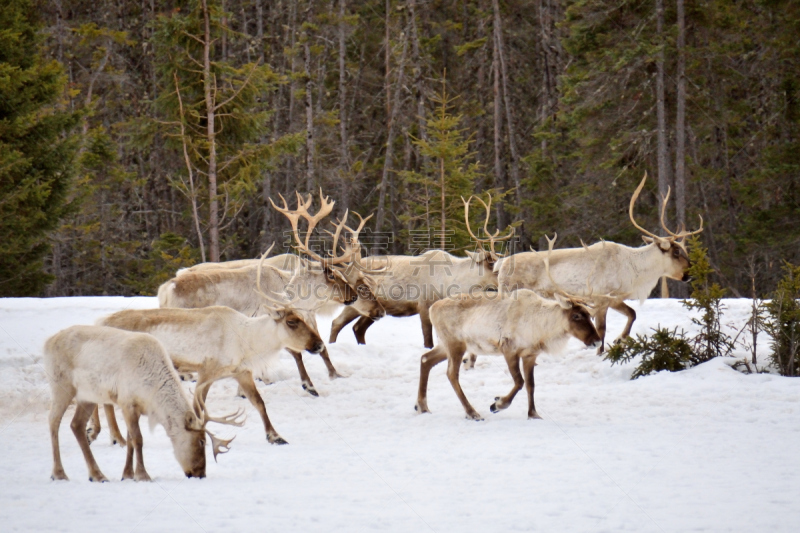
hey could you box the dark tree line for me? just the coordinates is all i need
[1,0,798,297]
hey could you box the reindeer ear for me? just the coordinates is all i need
[554,293,572,309]
[655,236,671,251]
[262,305,285,320]
[184,411,201,430]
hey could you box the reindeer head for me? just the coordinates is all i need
[553,293,602,348]
[629,172,703,282]
[254,246,325,354]
[177,404,245,478]
[462,194,515,273]
[270,190,387,308]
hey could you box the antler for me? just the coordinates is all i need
[630,172,703,242]
[659,187,704,241]
[270,189,357,266]
[462,195,516,260]
[206,431,235,462]
[629,172,660,238]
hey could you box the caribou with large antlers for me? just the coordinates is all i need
[45,325,241,482]
[496,172,703,353]
[329,194,514,348]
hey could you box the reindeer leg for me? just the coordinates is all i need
[105,404,126,446]
[490,352,524,413]
[462,353,478,370]
[352,316,374,345]
[121,426,135,480]
[122,406,150,481]
[71,402,108,482]
[610,302,637,343]
[444,342,482,421]
[235,371,287,445]
[86,405,101,444]
[318,346,342,380]
[594,305,609,354]
[329,306,361,343]
[415,345,447,414]
[287,349,319,397]
[522,355,542,419]
[49,384,75,481]
[419,302,435,349]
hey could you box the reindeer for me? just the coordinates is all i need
[45,325,241,482]
[157,231,373,397]
[495,172,703,354]
[414,286,601,421]
[329,194,514,348]
[97,275,323,445]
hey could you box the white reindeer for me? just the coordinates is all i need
[97,277,324,445]
[329,195,514,348]
[45,325,240,482]
[415,289,601,421]
[496,173,703,354]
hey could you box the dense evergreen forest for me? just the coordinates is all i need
[1,0,798,297]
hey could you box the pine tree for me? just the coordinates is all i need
[0,0,79,296]
[400,77,481,252]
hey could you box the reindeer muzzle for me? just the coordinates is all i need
[682,272,693,282]
[308,340,325,354]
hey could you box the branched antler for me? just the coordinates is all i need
[462,194,515,260]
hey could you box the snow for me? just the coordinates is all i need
[0,296,798,532]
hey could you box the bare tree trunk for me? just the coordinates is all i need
[476,13,488,190]
[338,0,350,212]
[675,0,686,229]
[174,73,207,262]
[409,0,428,170]
[492,0,521,210]
[303,8,315,191]
[385,0,391,120]
[201,0,220,262]
[375,15,409,233]
[656,0,668,297]
[257,0,265,63]
[492,21,506,228]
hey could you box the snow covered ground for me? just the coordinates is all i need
[0,296,798,532]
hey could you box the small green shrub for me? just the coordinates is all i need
[763,262,800,377]
[605,327,696,379]
[682,236,735,362]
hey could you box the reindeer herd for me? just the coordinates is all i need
[45,173,702,482]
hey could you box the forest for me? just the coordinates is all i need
[1,0,798,297]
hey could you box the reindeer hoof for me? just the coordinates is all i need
[528,412,543,420]
[490,402,501,413]
[414,403,430,414]
[51,471,69,481]
[112,437,126,447]
[134,472,152,482]
[89,474,108,483]
[86,427,99,444]
[269,436,288,445]
[302,384,319,397]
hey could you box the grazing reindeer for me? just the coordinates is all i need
[329,194,514,348]
[414,289,601,421]
[98,281,323,445]
[45,325,240,482]
[496,173,703,353]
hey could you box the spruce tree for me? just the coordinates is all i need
[400,78,482,252]
[0,0,79,296]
